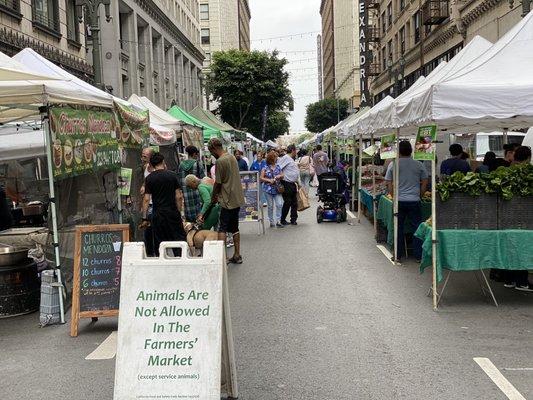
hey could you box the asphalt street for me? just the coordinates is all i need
[1,197,532,399]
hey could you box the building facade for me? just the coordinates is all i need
[369,0,524,103]
[97,0,204,111]
[0,0,91,79]
[199,0,251,70]
[320,0,361,110]
[317,34,324,100]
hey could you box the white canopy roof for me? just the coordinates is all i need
[128,94,182,130]
[398,12,533,131]
[0,49,114,122]
[394,36,493,132]
[351,95,394,136]
[0,51,60,81]
[0,127,45,162]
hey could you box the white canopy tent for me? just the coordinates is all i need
[396,12,533,131]
[0,128,45,162]
[128,94,181,130]
[350,96,394,137]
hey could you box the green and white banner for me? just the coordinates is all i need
[414,125,437,160]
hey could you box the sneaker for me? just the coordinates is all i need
[263,203,268,207]
[280,220,289,226]
[227,255,243,264]
[270,222,275,228]
[276,222,285,228]
[503,282,516,288]
[226,238,234,248]
[515,284,533,292]
[290,221,298,226]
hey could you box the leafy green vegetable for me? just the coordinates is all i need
[437,164,533,201]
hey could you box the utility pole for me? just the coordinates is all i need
[76,0,111,89]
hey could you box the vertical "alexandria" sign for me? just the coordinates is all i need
[359,0,370,107]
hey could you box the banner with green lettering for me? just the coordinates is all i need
[113,101,150,149]
[414,125,437,160]
[49,108,120,180]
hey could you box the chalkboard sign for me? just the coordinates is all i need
[70,224,129,337]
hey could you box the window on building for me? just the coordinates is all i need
[387,2,392,27]
[387,39,393,63]
[399,26,405,54]
[381,11,386,34]
[381,46,386,70]
[32,0,60,33]
[200,3,209,20]
[400,0,405,10]
[0,0,21,18]
[413,12,420,44]
[66,0,79,42]
[201,28,210,44]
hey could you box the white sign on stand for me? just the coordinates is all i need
[114,241,237,400]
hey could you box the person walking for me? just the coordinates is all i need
[251,151,267,206]
[298,149,313,196]
[208,138,245,264]
[313,144,329,176]
[141,153,186,256]
[177,145,205,222]
[140,147,155,256]
[260,151,284,228]
[278,144,300,226]
[185,175,220,230]
[384,141,428,261]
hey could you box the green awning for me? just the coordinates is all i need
[190,107,248,141]
[167,106,224,142]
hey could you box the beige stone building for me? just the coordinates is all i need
[369,0,524,102]
[0,0,91,78]
[199,0,251,69]
[320,0,361,110]
[98,0,205,111]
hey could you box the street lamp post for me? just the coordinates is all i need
[76,0,111,89]
[387,56,406,97]
[198,71,215,111]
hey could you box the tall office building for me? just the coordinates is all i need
[0,0,91,79]
[317,34,323,100]
[320,0,361,110]
[97,0,205,111]
[368,0,524,103]
[199,0,251,69]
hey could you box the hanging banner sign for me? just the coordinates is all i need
[49,108,120,180]
[118,167,133,196]
[414,125,438,160]
[359,0,370,107]
[113,101,150,149]
[380,133,397,159]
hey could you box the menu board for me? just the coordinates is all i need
[70,224,129,337]
[239,172,260,221]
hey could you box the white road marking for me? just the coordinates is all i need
[504,368,533,371]
[85,331,117,360]
[346,210,356,219]
[474,358,526,400]
[376,244,398,265]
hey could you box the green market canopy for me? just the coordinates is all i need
[168,105,230,143]
[189,106,246,140]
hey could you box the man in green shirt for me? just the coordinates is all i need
[208,138,245,264]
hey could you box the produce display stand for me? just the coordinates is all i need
[415,223,533,306]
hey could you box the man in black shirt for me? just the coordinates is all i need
[141,153,185,256]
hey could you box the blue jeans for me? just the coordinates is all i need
[300,171,311,195]
[397,201,422,260]
[259,185,267,205]
[265,192,283,224]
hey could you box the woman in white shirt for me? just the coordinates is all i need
[297,148,313,195]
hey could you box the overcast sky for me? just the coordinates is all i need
[249,0,321,133]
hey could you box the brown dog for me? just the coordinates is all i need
[184,222,220,256]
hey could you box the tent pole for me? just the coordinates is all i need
[503,127,508,145]
[351,133,357,213]
[42,107,65,324]
[357,134,363,223]
[393,128,400,263]
[371,132,377,237]
[431,146,438,310]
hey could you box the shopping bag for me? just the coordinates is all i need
[297,187,310,211]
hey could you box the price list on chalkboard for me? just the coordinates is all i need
[79,230,124,312]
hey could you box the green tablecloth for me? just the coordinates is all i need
[415,222,533,283]
[376,196,431,246]
[359,188,381,215]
